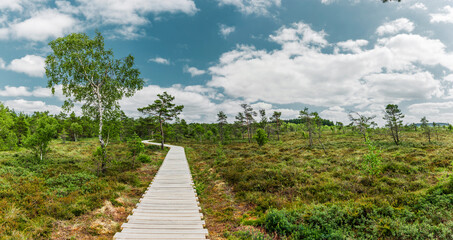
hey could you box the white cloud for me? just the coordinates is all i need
[0,0,23,11]
[0,85,65,99]
[1,55,45,77]
[251,102,273,111]
[208,21,448,111]
[378,34,453,71]
[0,0,198,41]
[55,0,80,15]
[0,86,32,97]
[431,5,453,24]
[336,39,368,53]
[320,0,336,5]
[148,57,170,65]
[376,18,414,36]
[78,0,198,26]
[320,106,349,123]
[219,24,235,38]
[111,25,146,40]
[9,9,78,41]
[184,65,206,77]
[4,99,62,114]
[407,102,453,124]
[362,72,441,103]
[218,0,281,15]
[410,3,427,10]
[444,74,453,82]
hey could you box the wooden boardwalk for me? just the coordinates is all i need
[114,141,209,240]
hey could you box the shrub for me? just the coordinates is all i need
[45,172,96,197]
[264,209,297,236]
[254,129,268,147]
[137,154,151,163]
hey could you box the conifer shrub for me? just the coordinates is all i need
[254,128,268,147]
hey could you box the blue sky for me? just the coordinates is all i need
[1,0,453,124]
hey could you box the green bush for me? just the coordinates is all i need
[137,154,151,163]
[45,172,96,197]
[254,129,268,147]
[264,209,297,236]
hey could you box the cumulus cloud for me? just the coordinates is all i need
[4,99,62,114]
[410,3,427,10]
[320,106,349,123]
[376,18,414,36]
[77,0,198,26]
[431,5,453,24]
[362,72,441,104]
[184,65,206,77]
[0,0,23,11]
[0,85,65,99]
[148,57,170,65]
[9,9,78,41]
[0,0,198,41]
[0,86,32,97]
[335,39,368,53]
[218,0,281,15]
[207,21,448,111]
[1,55,45,77]
[407,102,453,123]
[219,24,235,38]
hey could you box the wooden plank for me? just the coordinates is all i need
[121,223,204,229]
[125,220,205,225]
[121,229,208,234]
[114,233,207,239]
[114,142,208,240]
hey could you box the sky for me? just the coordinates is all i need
[1,0,453,125]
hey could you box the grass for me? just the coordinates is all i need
[183,129,453,239]
[0,138,165,239]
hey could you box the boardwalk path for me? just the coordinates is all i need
[114,141,209,239]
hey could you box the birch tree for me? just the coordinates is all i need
[240,104,257,143]
[45,32,143,173]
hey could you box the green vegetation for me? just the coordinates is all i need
[0,138,165,239]
[254,128,268,147]
[184,126,453,239]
